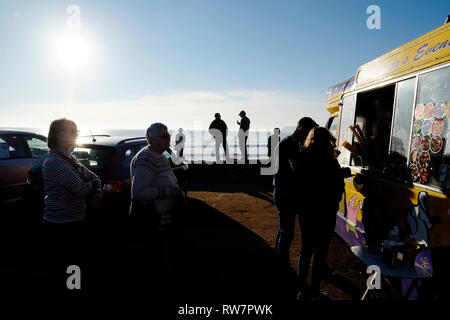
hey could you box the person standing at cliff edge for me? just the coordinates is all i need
[237,110,250,162]
[209,113,230,162]
[174,128,185,158]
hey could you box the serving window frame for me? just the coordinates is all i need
[336,61,450,194]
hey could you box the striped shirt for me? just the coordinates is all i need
[43,149,100,223]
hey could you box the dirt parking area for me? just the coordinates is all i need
[188,189,403,300]
[0,184,403,304]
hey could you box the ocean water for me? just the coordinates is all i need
[103,129,286,161]
[3,126,288,161]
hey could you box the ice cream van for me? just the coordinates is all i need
[325,19,450,299]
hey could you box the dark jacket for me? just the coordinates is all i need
[294,147,345,225]
[209,119,228,139]
[273,136,301,195]
[239,116,250,133]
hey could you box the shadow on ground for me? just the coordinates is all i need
[0,199,298,312]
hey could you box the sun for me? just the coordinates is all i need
[50,32,93,72]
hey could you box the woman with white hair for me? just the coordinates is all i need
[129,123,185,232]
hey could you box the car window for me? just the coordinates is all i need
[0,135,27,159]
[122,148,134,167]
[24,135,48,158]
[71,146,114,172]
[134,144,146,155]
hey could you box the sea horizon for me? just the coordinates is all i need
[1,126,288,161]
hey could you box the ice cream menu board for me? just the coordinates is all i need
[409,101,448,185]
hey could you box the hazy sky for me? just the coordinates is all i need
[1,0,448,132]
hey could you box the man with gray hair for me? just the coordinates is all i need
[130,122,185,231]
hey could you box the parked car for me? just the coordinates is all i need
[25,135,189,222]
[0,130,48,205]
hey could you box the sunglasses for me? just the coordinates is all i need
[158,133,171,139]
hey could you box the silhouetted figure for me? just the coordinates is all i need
[42,118,102,291]
[175,128,185,158]
[294,127,344,300]
[267,128,281,158]
[209,113,230,162]
[129,123,187,288]
[237,110,250,161]
[130,123,185,231]
[273,118,317,273]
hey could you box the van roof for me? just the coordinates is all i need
[325,22,450,116]
[355,22,450,90]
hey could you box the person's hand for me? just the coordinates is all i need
[91,179,102,190]
[90,192,102,208]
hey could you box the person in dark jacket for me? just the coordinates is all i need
[237,110,250,161]
[294,127,345,300]
[209,113,230,162]
[267,128,280,158]
[273,117,317,272]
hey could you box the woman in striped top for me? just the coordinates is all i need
[43,118,102,222]
[42,118,102,290]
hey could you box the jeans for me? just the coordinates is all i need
[238,133,248,160]
[274,191,299,270]
[297,213,335,293]
[214,136,229,161]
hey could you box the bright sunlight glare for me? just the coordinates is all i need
[50,32,93,72]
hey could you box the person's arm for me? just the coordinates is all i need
[289,152,302,173]
[243,118,250,132]
[333,159,345,202]
[209,122,216,136]
[44,157,94,196]
[131,165,180,201]
[78,163,101,187]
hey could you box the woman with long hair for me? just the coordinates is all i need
[296,127,345,300]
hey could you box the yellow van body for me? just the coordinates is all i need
[326,22,450,288]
